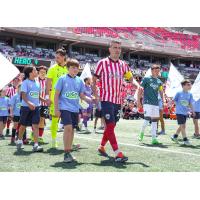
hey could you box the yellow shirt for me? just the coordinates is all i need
[47,64,68,100]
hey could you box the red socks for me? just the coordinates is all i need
[100,122,118,151]
[39,128,44,137]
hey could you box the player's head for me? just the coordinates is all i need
[151,64,161,77]
[67,59,80,77]
[0,87,7,97]
[181,79,192,91]
[38,66,47,79]
[23,66,38,80]
[13,77,20,87]
[55,48,67,66]
[84,77,91,85]
[109,40,121,60]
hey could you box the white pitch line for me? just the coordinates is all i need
[75,135,200,158]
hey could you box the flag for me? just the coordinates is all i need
[0,53,20,90]
[191,71,200,101]
[80,63,92,81]
[165,63,184,98]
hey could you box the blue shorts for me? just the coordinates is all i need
[101,101,121,124]
[60,110,79,129]
[193,112,200,120]
[0,116,8,124]
[176,114,187,125]
[20,106,40,126]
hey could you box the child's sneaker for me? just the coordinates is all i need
[63,152,76,163]
[10,137,15,144]
[152,138,161,145]
[98,146,108,157]
[138,132,144,141]
[16,141,24,151]
[171,135,179,143]
[183,140,191,146]
[115,152,128,163]
[0,134,5,140]
[32,145,43,152]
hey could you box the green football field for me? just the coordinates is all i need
[1,118,200,172]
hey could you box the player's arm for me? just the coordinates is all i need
[92,76,98,98]
[159,85,164,104]
[80,93,92,104]
[137,86,143,109]
[45,78,52,105]
[54,90,61,118]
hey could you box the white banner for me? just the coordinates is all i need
[0,53,20,90]
[191,71,200,101]
[80,63,92,81]
[165,63,184,98]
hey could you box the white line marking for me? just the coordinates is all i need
[75,135,200,158]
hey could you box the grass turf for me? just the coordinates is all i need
[1,119,200,172]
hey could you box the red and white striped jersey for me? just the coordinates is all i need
[6,86,17,98]
[94,57,130,104]
[38,78,47,106]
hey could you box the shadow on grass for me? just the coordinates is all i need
[76,131,91,134]
[13,150,33,156]
[51,161,84,169]
[90,158,150,169]
[179,144,200,149]
[45,148,64,155]
[141,143,169,148]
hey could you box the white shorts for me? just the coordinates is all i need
[143,104,160,118]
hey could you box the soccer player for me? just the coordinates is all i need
[0,88,10,139]
[5,77,20,136]
[38,66,49,143]
[46,48,68,148]
[137,64,164,145]
[54,59,91,163]
[171,80,195,145]
[192,99,200,138]
[10,84,22,144]
[92,40,134,162]
[16,66,46,152]
[81,77,93,132]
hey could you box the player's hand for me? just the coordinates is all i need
[28,103,36,110]
[46,99,51,106]
[137,102,142,109]
[54,109,61,118]
[93,96,99,104]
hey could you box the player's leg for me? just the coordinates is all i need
[158,109,165,135]
[93,115,98,133]
[193,112,200,138]
[6,118,11,136]
[0,119,5,139]
[11,117,18,144]
[61,110,76,163]
[138,104,150,141]
[32,107,43,152]
[150,105,161,145]
[39,117,45,143]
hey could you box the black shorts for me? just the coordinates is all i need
[60,110,79,129]
[193,112,200,120]
[95,109,102,118]
[13,116,20,123]
[176,114,187,125]
[101,101,121,124]
[40,106,49,118]
[20,106,40,126]
[0,116,8,124]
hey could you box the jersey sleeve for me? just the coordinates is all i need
[94,60,103,78]
[21,81,28,93]
[173,92,179,102]
[79,80,86,94]
[47,67,54,79]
